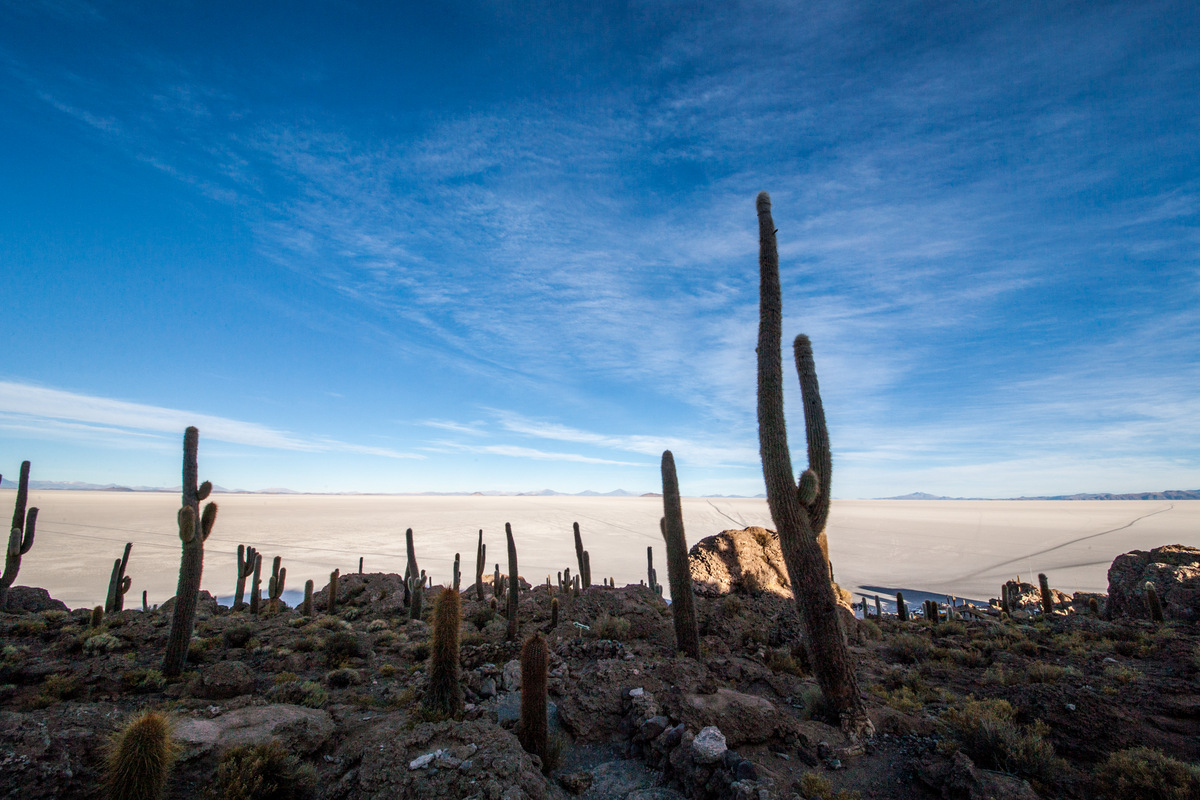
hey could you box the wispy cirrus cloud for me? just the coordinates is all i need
[0,381,424,459]
[428,440,648,468]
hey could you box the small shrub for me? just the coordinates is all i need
[886,634,931,664]
[797,772,860,800]
[470,606,495,631]
[378,663,397,678]
[592,613,631,641]
[212,741,315,800]
[941,698,1066,786]
[869,684,923,712]
[1104,663,1140,685]
[84,633,123,655]
[720,595,743,617]
[13,618,47,636]
[223,625,253,648]
[324,631,369,666]
[325,668,364,688]
[933,621,966,638]
[41,673,80,700]
[798,685,835,723]
[1093,746,1200,800]
[366,619,388,632]
[122,668,167,693]
[1026,661,1067,684]
[859,618,882,640]
[267,680,328,708]
[766,647,806,676]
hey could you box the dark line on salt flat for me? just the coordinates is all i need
[952,503,1174,582]
[706,499,747,528]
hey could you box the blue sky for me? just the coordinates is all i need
[1,0,1197,497]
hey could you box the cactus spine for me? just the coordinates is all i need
[1,461,38,610]
[302,579,314,616]
[1038,573,1054,615]
[328,569,339,613]
[234,545,257,611]
[660,450,701,659]
[475,530,486,601]
[163,428,216,678]
[105,709,176,800]
[424,586,463,718]
[249,552,263,615]
[573,522,591,589]
[105,542,133,613]
[756,192,871,739]
[1145,580,1164,623]
[506,522,520,641]
[517,632,549,769]
[268,556,286,612]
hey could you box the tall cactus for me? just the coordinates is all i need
[162,433,217,678]
[249,552,263,615]
[424,586,463,718]
[660,451,701,659]
[756,192,871,739]
[517,632,549,769]
[452,553,461,592]
[1,461,38,610]
[505,522,520,641]
[105,542,133,613]
[234,545,257,610]
[573,522,591,589]
[475,530,486,601]
[268,556,286,612]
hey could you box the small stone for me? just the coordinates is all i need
[692,726,727,764]
[630,687,645,697]
[735,760,758,781]
[1065,703,1076,711]
[479,677,497,698]
[409,750,441,770]
[558,771,593,795]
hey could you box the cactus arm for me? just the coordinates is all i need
[10,461,29,536]
[794,336,832,531]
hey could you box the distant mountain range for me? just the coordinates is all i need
[881,490,1200,501]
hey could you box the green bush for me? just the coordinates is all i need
[886,633,932,664]
[941,698,1065,786]
[1093,747,1200,800]
[592,613,631,641]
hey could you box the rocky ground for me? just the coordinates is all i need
[1,534,1199,800]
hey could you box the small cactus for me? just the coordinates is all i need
[1145,581,1164,623]
[660,451,700,659]
[424,586,463,718]
[91,605,104,628]
[999,583,1011,615]
[105,542,133,614]
[142,590,148,613]
[646,547,662,596]
[1,461,38,611]
[302,579,314,616]
[1088,596,1100,617]
[475,530,486,602]
[234,545,257,610]
[506,522,520,641]
[358,556,363,574]
[105,709,176,800]
[1038,573,1054,615]
[516,632,549,769]
[407,570,426,620]
[328,569,339,614]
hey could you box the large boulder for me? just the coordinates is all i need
[3,586,68,614]
[1107,545,1200,621]
[688,528,792,598]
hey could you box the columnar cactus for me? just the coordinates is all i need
[249,553,263,615]
[163,428,217,678]
[551,597,559,629]
[234,545,258,611]
[1038,573,1054,615]
[896,592,907,622]
[517,632,549,769]
[105,542,133,613]
[1,461,38,610]
[268,556,286,613]
[573,522,591,589]
[302,579,314,616]
[646,547,662,596]
[328,569,339,614]
[358,556,364,574]
[406,570,426,620]
[476,530,486,601]
[424,586,463,718]
[494,563,503,598]
[506,523,520,641]
[452,553,461,592]
[105,709,176,800]
[999,583,1011,615]
[91,605,104,628]
[660,451,701,659]
[1145,581,1164,623]
[756,192,871,739]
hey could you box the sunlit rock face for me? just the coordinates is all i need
[1108,544,1200,622]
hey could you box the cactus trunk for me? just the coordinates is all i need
[517,632,549,769]
[424,586,463,718]
[506,523,520,641]
[1,461,38,611]
[163,428,216,678]
[106,542,133,613]
[1038,573,1054,615]
[660,451,701,659]
[302,579,314,616]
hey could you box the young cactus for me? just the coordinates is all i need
[1145,581,1165,623]
[163,427,217,678]
[756,192,870,739]
[506,523,520,641]
[424,586,463,718]
[551,597,559,629]
[646,546,662,596]
[234,544,257,610]
[105,542,133,613]
[1,461,38,611]
[268,556,286,613]
[105,709,176,800]
[517,632,550,770]
[660,451,700,659]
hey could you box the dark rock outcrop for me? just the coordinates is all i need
[1107,545,1200,621]
[2,587,68,614]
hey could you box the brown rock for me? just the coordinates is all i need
[1107,545,1200,621]
[187,659,254,699]
[688,528,792,598]
[678,688,789,746]
[173,703,335,755]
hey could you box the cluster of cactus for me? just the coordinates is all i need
[923,600,939,621]
[163,427,218,678]
[506,523,520,641]
[556,566,581,595]
[646,547,662,596]
[105,542,133,613]
[249,551,264,615]
[424,586,463,718]
[660,450,700,659]
[495,564,506,597]
[404,527,424,619]
[572,522,591,589]
[234,545,258,610]
[1,460,38,611]
[755,192,871,739]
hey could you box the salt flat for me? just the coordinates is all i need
[5,490,1198,609]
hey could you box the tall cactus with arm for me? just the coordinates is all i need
[756,192,872,740]
[475,531,486,601]
[163,427,218,678]
[1,461,38,611]
[268,556,286,612]
[105,542,133,613]
[234,545,257,610]
[660,451,700,659]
